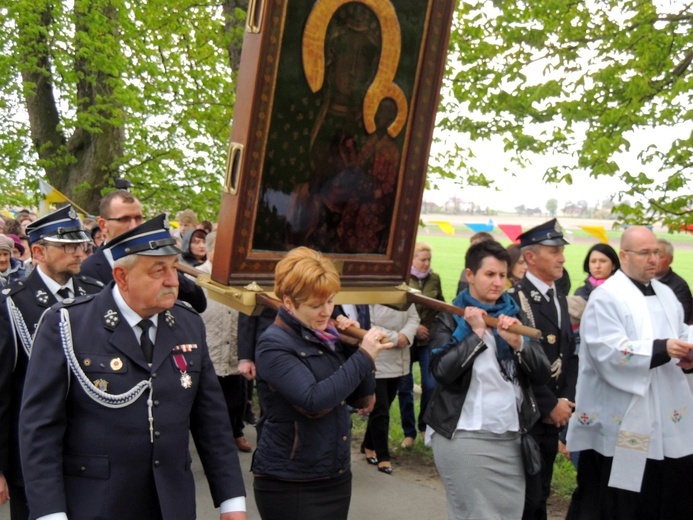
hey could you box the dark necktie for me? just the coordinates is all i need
[57,287,71,300]
[356,305,371,330]
[138,319,154,363]
[546,288,558,324]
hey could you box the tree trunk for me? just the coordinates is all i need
[222,0,249,73]
[19,0,124,216]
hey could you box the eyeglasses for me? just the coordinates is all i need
[623,249,661,258]
[46,242,90,255]
[106,215,145,224]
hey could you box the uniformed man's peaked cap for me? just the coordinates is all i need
[106,214,182,261]
[26,205,90,244]
[517,218,569,248]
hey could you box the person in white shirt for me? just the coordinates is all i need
[425,240,550,520]
[566,226,693,520]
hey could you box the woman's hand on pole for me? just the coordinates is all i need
[359,327,395,359]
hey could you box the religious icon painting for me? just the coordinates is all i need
[212,0,456,288]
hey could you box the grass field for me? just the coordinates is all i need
[417,229,693,301]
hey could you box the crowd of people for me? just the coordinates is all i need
[2,197,693,520]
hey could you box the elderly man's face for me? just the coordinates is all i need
[0,250,10,272]
[655,249,673,277]
[526,245,565,284]
[115,255,179,318]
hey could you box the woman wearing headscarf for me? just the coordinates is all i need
[180,228,208,267]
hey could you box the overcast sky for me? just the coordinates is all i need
[423,117,691,213]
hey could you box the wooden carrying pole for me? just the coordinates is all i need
[176,262,542,341]
[406,292,542,340]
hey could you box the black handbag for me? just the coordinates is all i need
[520,431,542,476]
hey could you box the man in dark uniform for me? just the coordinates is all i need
[656,238,693,324]
[80,189,206,312]
[0,205,104,519]
[19,215,246,520]
[507,218,578,520]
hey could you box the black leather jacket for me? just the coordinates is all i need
[423,312,551,439]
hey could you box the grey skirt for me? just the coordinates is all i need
[432,429,524,520]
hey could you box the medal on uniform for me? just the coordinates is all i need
[110,358,123,371]
[173,354,192,389]
[547,334,556,345]
[93,378,109,392]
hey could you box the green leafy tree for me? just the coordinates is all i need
[0,0,248,217]
[546,198,558,217]
[438,1,693,229]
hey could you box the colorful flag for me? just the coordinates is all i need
[498,224,523,243]
[38,178,91,217]
[38,178,69,215]
[428,220,455,236]
[580,225,608,244]
[465,219,494,234]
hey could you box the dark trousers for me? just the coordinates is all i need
[217,374,247,439]
[398,345,435,437]
[254,472,351,520]
[362,377,401,462]
[8,483,29,520]
[566,449,693,520]
[522,423,558,520]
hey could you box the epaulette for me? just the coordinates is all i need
[0,280,28,302]
[60,294,95,307]
[174,299,195,312]
[75,274,105,288]
[506,286,517,295]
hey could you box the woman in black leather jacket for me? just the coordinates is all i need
[424,240,551,520]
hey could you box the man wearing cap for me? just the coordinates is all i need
[507,218,578,520]
[0,205,104,519]
[18,215,246,520]
[81,189,206,313]
[566,226,693,520]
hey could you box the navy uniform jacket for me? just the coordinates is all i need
[81,247,207,313]
[507,277,578,426]
[0,270,104,486]
[658,267,693,324]
[19,286,245,520]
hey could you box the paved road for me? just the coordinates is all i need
[195,425,447,519]
[1,425,448,519]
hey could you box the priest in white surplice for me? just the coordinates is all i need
[566,226,693,520]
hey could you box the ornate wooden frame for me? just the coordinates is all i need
[212,0,456,288]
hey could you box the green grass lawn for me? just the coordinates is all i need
[418,231,693,300]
